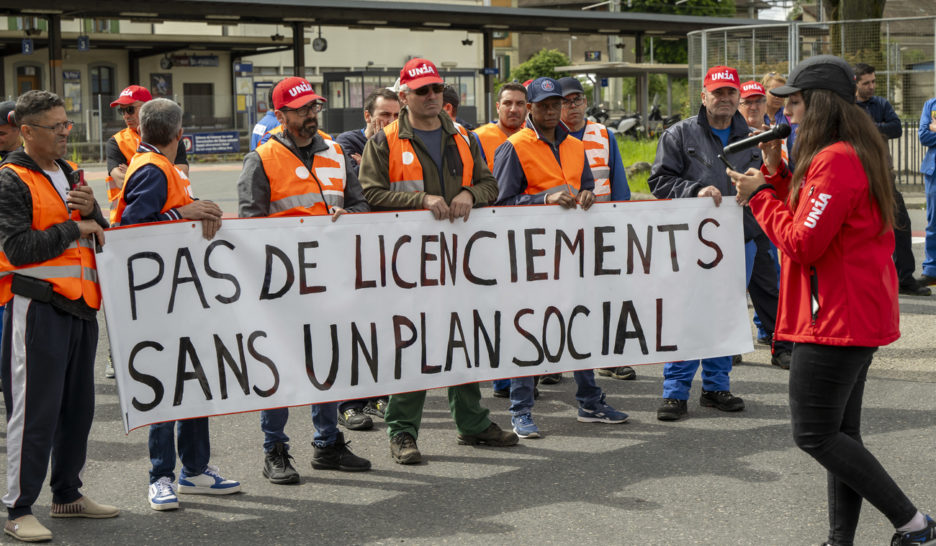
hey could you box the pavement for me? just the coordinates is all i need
[2,162,934,545]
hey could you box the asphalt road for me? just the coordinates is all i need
[2,163,933,545]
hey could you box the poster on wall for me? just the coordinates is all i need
[150,73,173,98]
[63,70,81,112]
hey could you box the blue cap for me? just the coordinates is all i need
[527,77,563,103]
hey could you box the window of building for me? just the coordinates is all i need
[90,64,116,122]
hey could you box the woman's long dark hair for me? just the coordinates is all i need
[789,89,895,231]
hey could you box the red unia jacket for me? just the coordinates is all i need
[749,141,900,347]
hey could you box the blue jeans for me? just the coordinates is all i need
[662,356,732,400]
[924,172,936,277]
[492,379,510,391]
[149,418,210,484]
[509,370,603,416]
[261,402,339,452]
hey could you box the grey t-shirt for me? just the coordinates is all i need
[413,127,444,182]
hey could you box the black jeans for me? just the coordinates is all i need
[789,343,916,545]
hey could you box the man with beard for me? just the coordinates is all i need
[358,57,518,464]
[237,77,372,483]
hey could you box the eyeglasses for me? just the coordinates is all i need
[413,83,445,96]
[281,102,325,117]
[27,120,74,133]
[562,96,585,107]
[740,98,767,106]
[118,105,136,116]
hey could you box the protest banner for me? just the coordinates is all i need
[97,200,753,432]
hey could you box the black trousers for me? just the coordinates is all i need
[748,234,792,353]
[789,343,916,545]
[893,187,916,286]
[1,296,97,519]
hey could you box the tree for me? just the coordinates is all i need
[509,49,571,83]
[821,0,887,66]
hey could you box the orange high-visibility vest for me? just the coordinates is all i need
[112,150,195,224]
[0,163,100,308]
[507,127,586,199]
[474,123,511,172]
[105,127,141,223]
[256,137,346,217]
[383,120,474,192]
[581,121,611,201]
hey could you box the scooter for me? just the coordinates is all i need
[646,99,681,138]
[586,103,610,125]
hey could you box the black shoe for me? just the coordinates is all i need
[456,422,519,446]
[756,334,772,346]
[656,398,688,421]
[899,281,932,296]
[492,388,509,398]
[919,275,936,287]
[597,366,637,380]
[363,398,387,419]
[539,373,562,385]
[389,432,421,464]
[338,407,374,431]
[263,442,300,484]
[891,514,936,545]
[700,389,745,412]
[533,387,540,400]
[310,432,371,472]
[732,354,742,365]
[771,351,792,370]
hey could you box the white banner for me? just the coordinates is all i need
[98,200,753,432]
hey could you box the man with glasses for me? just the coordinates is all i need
[359,57,518,464]
[492,76,630,439]
[237,77,372,484]
[0,90,116,542]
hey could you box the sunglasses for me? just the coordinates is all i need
[118,105,136,116]
[413,83,445,96]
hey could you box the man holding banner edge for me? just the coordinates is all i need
[358,57,518,464]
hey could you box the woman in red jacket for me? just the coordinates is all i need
[729,55,934,546]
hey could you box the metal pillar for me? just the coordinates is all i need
[292,22,305,78]
[483,30,494,124]
[47,14,63,96]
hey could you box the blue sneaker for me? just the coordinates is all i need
[148,476,179,511]
[891,515,936,546]
[178,465,241,495]
[511,413,541,439]
[578,398,629,424]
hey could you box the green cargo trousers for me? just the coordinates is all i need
[385,384,492,440]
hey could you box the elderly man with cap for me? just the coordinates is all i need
[358,57,518,464]
[557,75,637,382]
[648,65,760,421]
[106,86,189,223]
[238,76,372,483]
[492,76,630,439]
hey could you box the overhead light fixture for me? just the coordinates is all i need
[357,20,387,25]
[206,14,240,20]
[283,17,316,22]
[545,27,570,32]
[645,29,666,35]
[423,22,451,27]
[597,29,618,33]
[461,32,473,46]
[21,8,63,14]
[120,11,159,17]
[483,24,509,29]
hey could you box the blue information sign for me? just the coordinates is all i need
[481,67,499,75]
[234,62,253,73]
[22,38,33,55]
[600,78,609,87]
[77,35,90,51]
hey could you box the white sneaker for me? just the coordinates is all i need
[177,465,241,495]
[148,476,179,511]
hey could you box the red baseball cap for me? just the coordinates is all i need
[111,85,152,107]
[272,77,326,110]
[399,58,443,90]
[740,81,766,99]
[703,66,741,92]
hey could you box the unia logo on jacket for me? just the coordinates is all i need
[288,81,313,97]
[710,70,736,83]
[407,64,436,78]
[804,193,832,228]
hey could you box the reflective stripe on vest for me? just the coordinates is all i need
[0,163,101,308]
[256,137,346,217]
[112,151,195,225]
[507,127,586,199]
[107,127,142,224]
[474,123,509,172]
[383,119,474,192]
[582,121,611,201]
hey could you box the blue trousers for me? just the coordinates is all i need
[261,402,339,452]
[509,370,602,416]
[148,418,210,484]
[924,172,936,277]
[492,379,510,391]
[662,356,732,400]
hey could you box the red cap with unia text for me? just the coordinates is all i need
[740,81,767,99]
[703,66,741,92]
[272,77,326,110]
[110,85,152,107]
[399,58,444,90]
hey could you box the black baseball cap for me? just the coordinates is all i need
[0,101,15,126]
[558,77,585,97]
[768,55,856,103]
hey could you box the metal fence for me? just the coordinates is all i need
[688,17,936,190]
